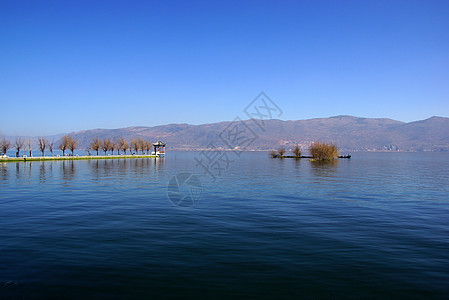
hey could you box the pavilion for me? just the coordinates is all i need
[153,141,166,157]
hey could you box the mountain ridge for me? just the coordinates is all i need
[69,115,449,152]
[4,115,449,152]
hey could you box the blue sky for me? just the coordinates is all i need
[1,0,448,136]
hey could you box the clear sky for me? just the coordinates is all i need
[1,0,448,136]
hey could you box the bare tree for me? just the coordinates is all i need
[38,137,48,157]
[15,137,24,157]
[48,139,55,156]
[293,145,301,158]
[114,141,120,155]
[59,136,69,156]
[110,140,117,155]
[138,138,145,155]
[90,138,102,156]
[26,139,34,157]
[144,140,152,155]
[119,137,129,155]
[131,139,140,155]
[103,139,111,155]
[68,136,78,156]
[1,137,11,156]
[278,147,286,157]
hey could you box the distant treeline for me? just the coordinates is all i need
[0,135,154,157]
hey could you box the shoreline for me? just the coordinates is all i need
[0,154,161,163]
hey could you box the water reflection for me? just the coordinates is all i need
[309,159,340,177]
[15,163,20,179]
[154,157,165,174]
[39,161,48,182]
[0,163,7,181]
[12,161,34,179]
[27,162,33,177]
[88,157,165,180]
[62,160,76,181]
[1,157,166,183]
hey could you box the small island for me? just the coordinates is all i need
[270,142,351,161]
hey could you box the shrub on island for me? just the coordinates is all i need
[310,142,339,161]
[293,145,301,158]
[270,150,278,157]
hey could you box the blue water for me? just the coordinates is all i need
[1,152,448,298]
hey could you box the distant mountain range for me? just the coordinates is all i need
[42,115,448,152]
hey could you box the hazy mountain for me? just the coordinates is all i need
[22,115,449,152]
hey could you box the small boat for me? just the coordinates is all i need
[338,155,351,159]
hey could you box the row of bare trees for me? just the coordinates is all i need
[1,136,56,157]
[90,137,152,156]
[0,135,76,157]
[35,135,77,156]
[35,137,58,157]
[59,135,78,156]
[1,134,153,157]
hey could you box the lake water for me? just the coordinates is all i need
[1,152,448,299]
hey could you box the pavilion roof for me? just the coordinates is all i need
[153,140,166,146]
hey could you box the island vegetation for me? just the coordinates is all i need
[309,142,340,161]
[270,144,302,158]
[293,145,302,158]
[270,142,344,161]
